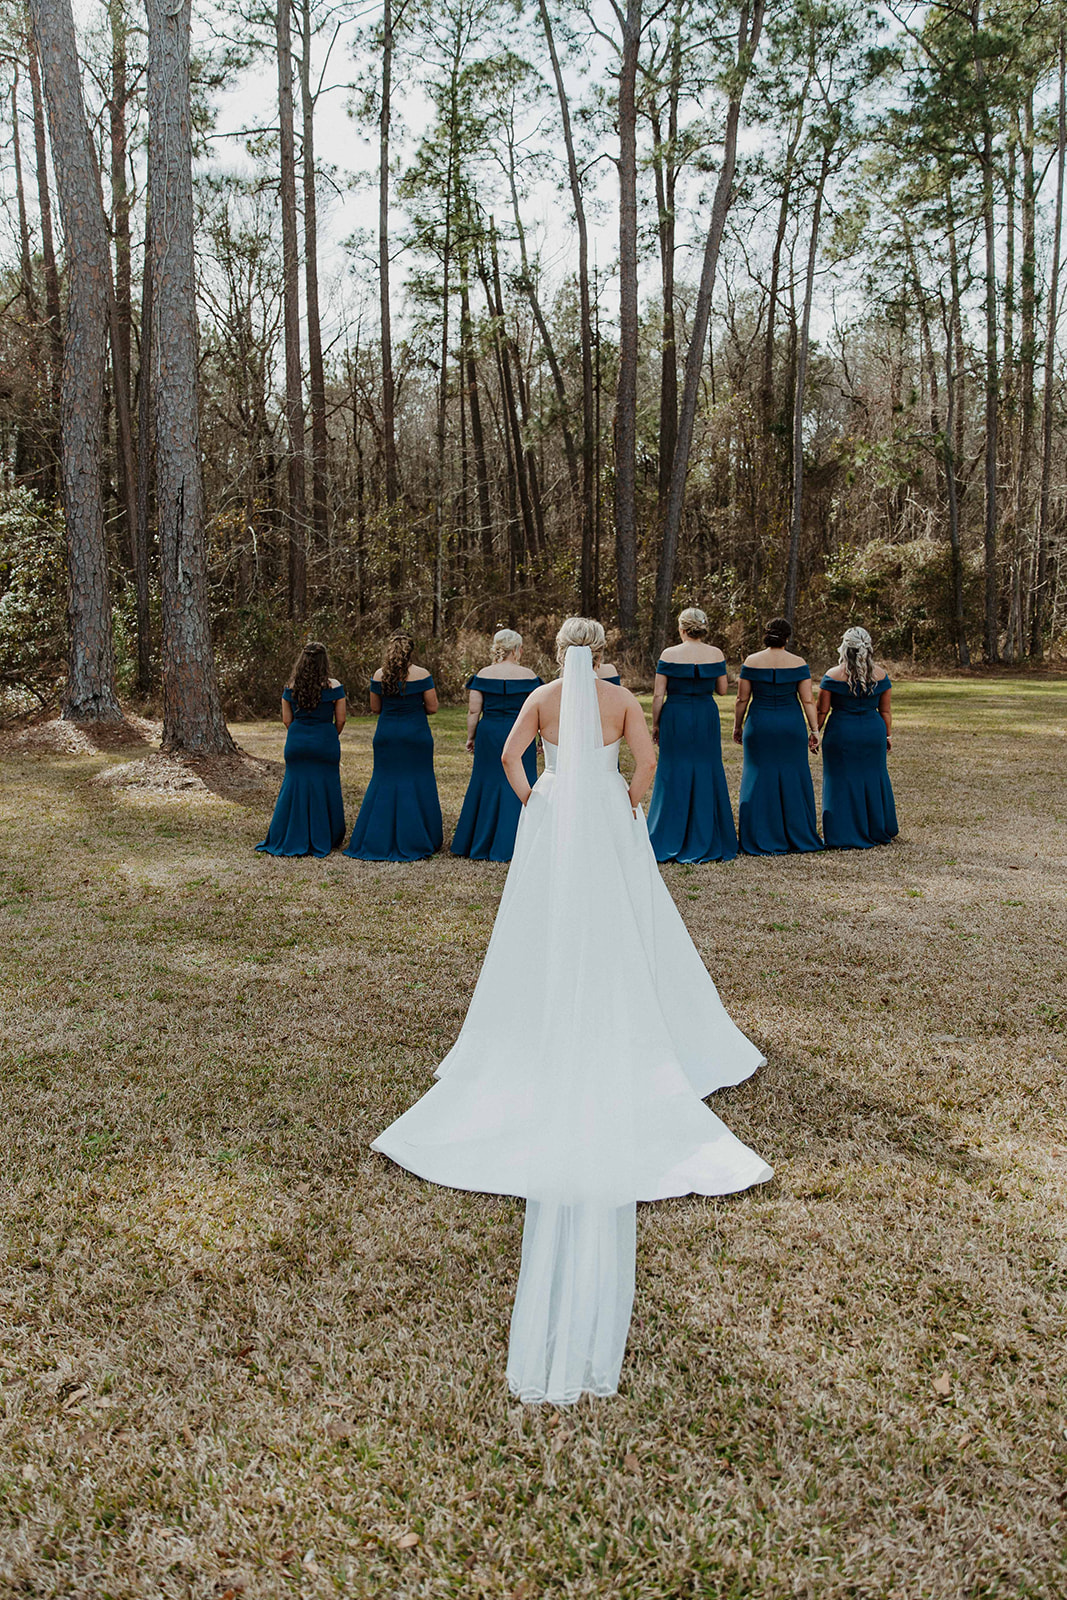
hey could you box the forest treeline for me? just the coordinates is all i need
[0,0,1064,742]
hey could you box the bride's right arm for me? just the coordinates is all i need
[624,696,656,813]
[501,696,541,805]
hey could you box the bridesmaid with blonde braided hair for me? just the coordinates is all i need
[817,625,898,849]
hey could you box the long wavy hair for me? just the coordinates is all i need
[838,625,876,694]
[380,632,415,697]
[288,641,330,711]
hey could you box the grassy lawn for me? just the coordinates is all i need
[1,677,1065,1599]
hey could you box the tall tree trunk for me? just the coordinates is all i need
[29,0,122,721]
[653,0,764,653]
[27,27,61,497]
[433,37,461,638]
[11,71,39,326]
[652,7,681,503]
[942,178,970,667]
[538,0,594,609]
[277,0,306,619]
[133,204,153,690]
[109,2,132,430]
[485,226,537,563]
[379,0,403,621]
[1015,91,1036,651]
[1032,16,1066,656]
[972,0,999,662]
[299,0,329,569]
[783,139,831,626]
[614,0,641,638]
[146,0,232,753]
[460,257,493,563]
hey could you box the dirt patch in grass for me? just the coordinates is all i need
[0,711,162,756]
[1,678,1065,1599]
[95,747,283,802]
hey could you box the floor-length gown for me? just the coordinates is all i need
[256,685,345,857]
[647,661,737,863]
[820,673,898,848]
[451,676,541,861]
[344,678,443,861]
[373,648,772,1404]
[737,665,822,855]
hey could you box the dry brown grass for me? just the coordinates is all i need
[1,678,1065,1600]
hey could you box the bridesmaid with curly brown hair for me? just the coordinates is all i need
[344,632,443,862]
[257,641,346,857]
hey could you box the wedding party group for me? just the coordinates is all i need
[252,613,900,1404]
[255,609,898,864]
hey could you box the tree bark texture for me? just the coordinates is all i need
[300,0,330,562]
[147,0,232,753]
[784,138,830,626]
[1032,16,1066,655]
[653,0,764,654]
[614,0,641,638]
[29,0,122,721]
[277,0,307,619]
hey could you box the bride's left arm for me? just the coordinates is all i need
[501,697,541,804]
[623,696,657,813]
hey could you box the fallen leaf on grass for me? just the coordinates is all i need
[278,1549,295,1563]
[60,1386,90,1411]
[932,1372,952,1396]
[397,1531,420,1550]
[623,1453,641,1474]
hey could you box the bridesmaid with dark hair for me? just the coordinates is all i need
[733,618,822,855]
[817,625,898,849]
[344,633,443,862]
[647,606,737,863]
[257,641,346,857]
[451,628,541,861]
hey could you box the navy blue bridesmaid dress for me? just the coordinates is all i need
[819,672,898,848]
[256,684,345,857]
[647,661,737,863]
[737,666,822,855]
[344,677,443,861]
[451,675,541,861]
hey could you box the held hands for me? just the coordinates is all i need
[808,731,819,754]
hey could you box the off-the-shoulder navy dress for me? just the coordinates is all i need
[256,684,346,857]
[647,659,737,863]
[820,672,898,848]
[344,677,443,861]
[737,665,822,855]
[451,675,541,861]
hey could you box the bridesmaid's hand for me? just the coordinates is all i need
[808,731,819,754]
[651,726,659,745]
[886,735,892,753]
[732,725,743,745]
[466,736,475,754]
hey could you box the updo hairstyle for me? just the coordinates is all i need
[764,617,792,648]
[490,627,523,662]
[678,606,709,639]
[289,640,331,712]
[555,615,606,667]
[838,625,876,694]
[380,631,415,697]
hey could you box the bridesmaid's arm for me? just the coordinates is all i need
[334,695,347,733]
[732,678,751,744]
[797,677,820,751]
[714,662,728,695]
[816,687,831,731]
[624,695,656,813]
[465,689,483,752]
[502,696,540,804]
[879,685,892,751]
[369,678,382,714]
[281,695,293,728]
[422,684,439,714]
[651,672,667,744]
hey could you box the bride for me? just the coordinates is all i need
[373,617,772,1403]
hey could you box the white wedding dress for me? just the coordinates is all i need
[373,646,772,1403]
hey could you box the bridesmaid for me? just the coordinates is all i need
[647,606,737,863]
[344,632,443,862]
[597,658,622,686]
[817,625,898,848]
[257,641,346,857]
[451,629,541,861]
[733,618,822,855]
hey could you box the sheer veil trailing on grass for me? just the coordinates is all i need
[372,646,773,1402]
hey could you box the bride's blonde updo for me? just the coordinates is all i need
[555,616,605,667]
[490,627,523,662]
